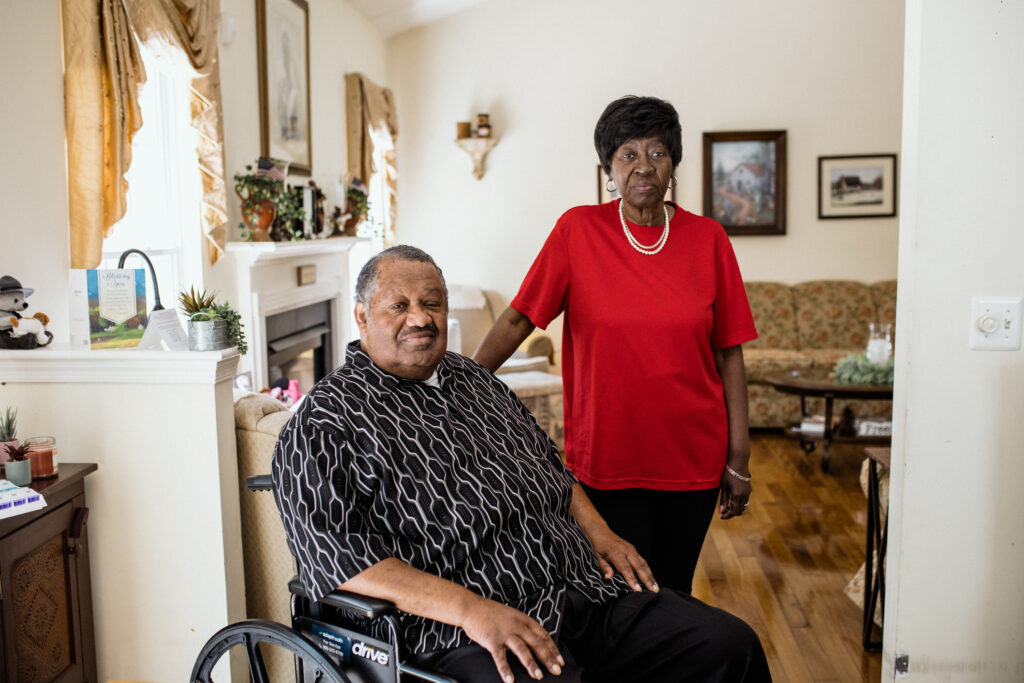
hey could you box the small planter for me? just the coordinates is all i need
[0,440,17,466]
[188,319,232,351]
[5,458,31,486]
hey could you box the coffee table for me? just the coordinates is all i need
[766,370,893,472]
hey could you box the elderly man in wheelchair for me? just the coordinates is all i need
[192,246,771,683]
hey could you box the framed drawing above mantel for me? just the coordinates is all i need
[256,0,312,176]
[703,130,787,236]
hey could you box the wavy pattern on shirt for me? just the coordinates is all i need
[272,341,629,654]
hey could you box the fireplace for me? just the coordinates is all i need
[266,299,332,394]
[225,239,371,394]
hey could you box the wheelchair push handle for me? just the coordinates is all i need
[246,474,273,491]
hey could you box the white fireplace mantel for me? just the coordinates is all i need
[225,238,370,389]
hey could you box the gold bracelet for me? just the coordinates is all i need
[725,465,751,482]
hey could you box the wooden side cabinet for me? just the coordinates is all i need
[0,463,97,683]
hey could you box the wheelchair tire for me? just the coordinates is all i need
[191,618,352,683]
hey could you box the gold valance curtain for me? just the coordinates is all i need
[345,73,398,243]
[62,0,228,268]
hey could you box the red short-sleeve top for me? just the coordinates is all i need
[511,202,757,490]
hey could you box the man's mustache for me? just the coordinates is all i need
[400,323,439,340]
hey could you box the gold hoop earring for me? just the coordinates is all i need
[606,179,616,193]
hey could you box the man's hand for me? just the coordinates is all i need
[459,596,565,682]
[587,526,658,592]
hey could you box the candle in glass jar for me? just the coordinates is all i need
[24,436,58,479]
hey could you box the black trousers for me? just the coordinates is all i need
[409,588,771,682]
[581,485,720,593]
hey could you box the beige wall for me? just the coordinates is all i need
[388,0,905,309]
[0,0,69,337]
[885,0,1024,679]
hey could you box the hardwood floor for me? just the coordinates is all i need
[692,432,882,682]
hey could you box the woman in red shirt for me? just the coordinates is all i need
[474,96,758,593]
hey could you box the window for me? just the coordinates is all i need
[99,45,203,313]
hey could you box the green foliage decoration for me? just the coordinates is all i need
[178,287,248,355]
[831,353,894,386]
[346,184,369,221]
[233,162,307,241]
[274,186,307,241]
[0,406,17,442]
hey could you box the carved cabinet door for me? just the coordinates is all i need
[0,500,87,683]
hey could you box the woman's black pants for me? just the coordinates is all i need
[581,485,720,594]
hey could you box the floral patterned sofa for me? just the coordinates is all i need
[743,280,897,428]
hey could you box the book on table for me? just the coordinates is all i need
[799,415,826,434]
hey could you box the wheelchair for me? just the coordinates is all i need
[190,475,457,683]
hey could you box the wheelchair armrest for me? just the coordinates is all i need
[288,578,398,619]
[246,474,273,491]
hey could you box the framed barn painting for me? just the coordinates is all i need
[702,131,787,235]
[257,0,312,176]
[818,154,897,219]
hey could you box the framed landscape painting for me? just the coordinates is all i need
[257,0,312,175]
[703,130,787,235]
[818,154,897,219]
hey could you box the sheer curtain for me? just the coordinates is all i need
[62,0,228,268]
[345,73,399,244]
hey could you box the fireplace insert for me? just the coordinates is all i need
[265,299,333,394]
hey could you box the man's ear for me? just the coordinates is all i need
[354,301,368,335]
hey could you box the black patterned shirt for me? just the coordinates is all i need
[272,341,630,654]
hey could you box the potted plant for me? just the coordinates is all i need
[4,442,31,486]
[271,185,307,242]
[234,165,279,242]
[179,287,248,354]
[0,406,17,466]
[342,178,369,236]
[234,160,308,242]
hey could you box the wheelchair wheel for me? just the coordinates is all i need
[191,619,352,683]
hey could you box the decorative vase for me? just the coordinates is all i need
[187,319,232,351]
[241,198,276,242]
[5,458,31,486]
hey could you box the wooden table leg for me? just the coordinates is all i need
[821,394,835,472]
[863,458,886,650]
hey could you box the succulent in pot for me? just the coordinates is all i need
[179,287,248,355]
[3,441,32,486]
[0,406,17,464]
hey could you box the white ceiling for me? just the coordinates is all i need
[347,0,490,38]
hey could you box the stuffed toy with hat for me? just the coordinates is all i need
[0,275,53,349]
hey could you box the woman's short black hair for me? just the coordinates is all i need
[594,96,682,173]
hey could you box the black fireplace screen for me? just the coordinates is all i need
[265,300,332,395]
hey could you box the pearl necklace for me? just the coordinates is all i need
[619,199,670,255]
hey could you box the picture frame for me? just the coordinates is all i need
[818,154,897,219]
[597,166,676,204]
[702,130,786,235]
[256,0,312,176]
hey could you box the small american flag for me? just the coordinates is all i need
[256,156,286,182]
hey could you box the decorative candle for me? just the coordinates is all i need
[24,435,58,479]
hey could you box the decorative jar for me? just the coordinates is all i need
[866,323,892,365]
[24,435,58,479]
